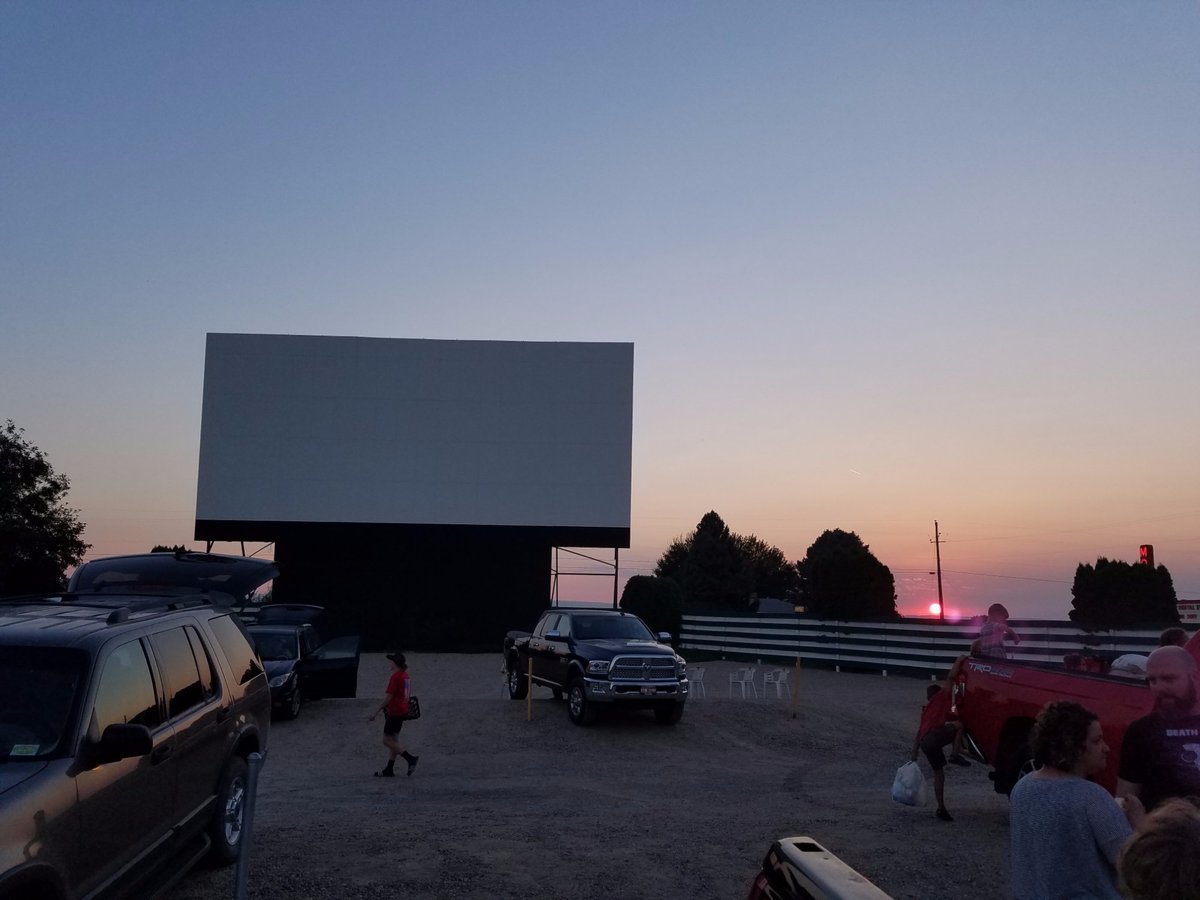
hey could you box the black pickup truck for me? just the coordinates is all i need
[503,607,689,726]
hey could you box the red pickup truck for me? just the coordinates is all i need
[956,656,1152,794]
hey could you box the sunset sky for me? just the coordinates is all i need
[4,3,1198,620]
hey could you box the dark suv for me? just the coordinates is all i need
[0,552,274,900]
[246,604,361,720]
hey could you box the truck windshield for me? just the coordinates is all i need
[0,647,88,761]
[573,615,654,641]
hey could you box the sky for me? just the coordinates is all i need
[3,2,1198,621]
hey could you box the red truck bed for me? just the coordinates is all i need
[958,655,1153,794]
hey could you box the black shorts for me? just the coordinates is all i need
[383,715,405,736]
[920,722,959,771]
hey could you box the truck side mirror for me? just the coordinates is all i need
[545,630,563,641]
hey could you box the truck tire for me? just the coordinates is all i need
[994,722,1035,796]
[567,679,597,726]
[207,756,248,866]
[654,703,684,725]
[507,660,528,700]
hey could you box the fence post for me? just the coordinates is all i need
[791,655,801,719]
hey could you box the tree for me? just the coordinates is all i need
[1069,557,1179,631]
[619,575,684,642]
[0,420,90,594]
[654,511,781,612]
[796,528,898,620]
[151,544,192,553]
[734,534,801,602]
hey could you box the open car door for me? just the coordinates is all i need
[302,636,361,699]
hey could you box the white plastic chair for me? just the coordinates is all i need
[763,668,791,700]
[729,667,758,699]
[690,665,705,699]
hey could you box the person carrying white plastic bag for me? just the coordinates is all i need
[892,760,927,806]
[906,655,971,821]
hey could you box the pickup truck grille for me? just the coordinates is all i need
[609,656,677,681]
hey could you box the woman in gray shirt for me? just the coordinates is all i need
[1010,701,1143,899]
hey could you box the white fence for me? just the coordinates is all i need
[679,613,1164,677]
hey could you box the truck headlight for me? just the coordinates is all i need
[586,660,610,675]
[675,656,687,677]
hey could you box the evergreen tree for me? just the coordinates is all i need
[1069,557,1179,630]
[796,528,898,620]
[619,575,684,642]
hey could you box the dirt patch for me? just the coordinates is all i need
[170,653,1011,900]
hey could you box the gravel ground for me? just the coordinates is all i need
[170,653,1012,900]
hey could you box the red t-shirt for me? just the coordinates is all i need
[918,688,953,740]
[385,669,410,716]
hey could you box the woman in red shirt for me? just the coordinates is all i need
[368,652,419,777]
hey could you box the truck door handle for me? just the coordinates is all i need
[216,707,232,723]
[151,745,173,765]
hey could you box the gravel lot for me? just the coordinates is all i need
[171,653,1012,900]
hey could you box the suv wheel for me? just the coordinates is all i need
[207,756,248,865]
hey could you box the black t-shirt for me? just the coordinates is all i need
[1118,711,1200,810]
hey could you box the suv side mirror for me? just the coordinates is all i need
[545,630,564,641]
[657,632,673,643]
[86,724,153,766]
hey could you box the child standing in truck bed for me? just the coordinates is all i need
[973,603,1022,658]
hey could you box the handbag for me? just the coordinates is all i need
[891,760,927,807]
[404,696,421,720]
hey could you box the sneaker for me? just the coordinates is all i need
[407,756,419,776]
[374,769,395,778]
[936,807,954,822]
[947,754,971,767]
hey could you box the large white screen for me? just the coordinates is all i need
[196,335,633,529]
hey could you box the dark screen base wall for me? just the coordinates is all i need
[271,533,551,652]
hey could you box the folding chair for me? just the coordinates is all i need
[763,667,791,700]
[690,665,705,699]
[729,666,758,699]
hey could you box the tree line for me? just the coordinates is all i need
[621,510,1183,637]
[0,420,1182,634]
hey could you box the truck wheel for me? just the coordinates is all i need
[654,703,684,725]
[507,662,528,700]
[995,723,1034,796]
[567,679,596,726]
[207,756,248,866]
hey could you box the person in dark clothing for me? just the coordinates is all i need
[1117,646,1200,810]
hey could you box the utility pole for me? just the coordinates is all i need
[932,520,945,622]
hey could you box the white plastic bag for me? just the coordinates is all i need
[891,761,928,807]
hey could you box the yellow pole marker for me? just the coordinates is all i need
[527,658,533,722]
[791,655,801,719]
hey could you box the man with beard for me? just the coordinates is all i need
[1117,645,1200,811]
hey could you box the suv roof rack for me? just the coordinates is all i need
[102,594,217,624]
[1,592,220,624]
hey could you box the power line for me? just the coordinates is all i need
[943,568,1072,585]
